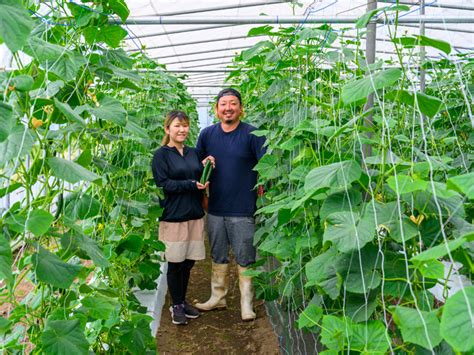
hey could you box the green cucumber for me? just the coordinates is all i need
[200,160,213,184]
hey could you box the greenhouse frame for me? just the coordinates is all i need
[0,0,473,353]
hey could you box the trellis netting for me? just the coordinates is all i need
[225,11,474,354]
[0,0,473,354]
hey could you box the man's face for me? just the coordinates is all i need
[215,95,242,125]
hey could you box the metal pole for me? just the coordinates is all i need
[117,16,474,25]
[364,0,377,160]
[128,34,257,52]
[126,25,236,40]
[399,23,474,34]
[187,85,225,87]
[342,34,474,51]
[378,0,474,12]
[141,0,289,17]
[181,62,234,69]
[153,45,251,60]
[162,54,237,66]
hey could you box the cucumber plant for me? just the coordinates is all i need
[0,1,198,353]
[231,15,473,354]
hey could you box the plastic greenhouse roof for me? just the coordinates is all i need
[0,0,473,108]
[120,0,474,105]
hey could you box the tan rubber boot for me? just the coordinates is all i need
[238,265,257,321]
[194,262,229,311]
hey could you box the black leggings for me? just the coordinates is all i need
[167,259,195,306]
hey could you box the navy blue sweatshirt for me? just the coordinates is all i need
[196,122,266,217]
[151,146,205,222]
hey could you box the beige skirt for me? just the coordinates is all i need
[159,218,205,263]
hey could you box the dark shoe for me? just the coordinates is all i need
[183,301,201,319]
[170,304,188,325]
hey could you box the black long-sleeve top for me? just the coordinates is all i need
[151,146,205,222]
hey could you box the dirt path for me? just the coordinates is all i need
[155,257,280,354]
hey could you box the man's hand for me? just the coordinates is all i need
[202,155,216,168]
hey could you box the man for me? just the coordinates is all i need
[194,88,266,321]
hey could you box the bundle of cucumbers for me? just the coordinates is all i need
[200,159,213,184]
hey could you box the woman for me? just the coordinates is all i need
[151,110,208,325]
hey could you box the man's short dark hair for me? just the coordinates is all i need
[216,88,242,105]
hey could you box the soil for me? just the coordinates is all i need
[155,257,280,355]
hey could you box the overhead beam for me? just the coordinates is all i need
[143,1,289,17]
[342,34,474,51]
[400,23,474,34]
[116,15,474,25]
[153,45,251,60]
[126,25,236,40]
[128,34,257,52]
[162,54,237,66]
[378,0,474,11]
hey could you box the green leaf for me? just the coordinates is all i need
[247,25,273,37]
[411,237,466,262]
[320,315,353,351]
[26,209,55,237]
[61,232,110,268]
[40,319,88,355]
[344,266,381,294]
[440,286,474,352]
[253,154,279,179]
[24,38,86,81]
[304,160,362,193]
[387,175,428,194]
[66,2,97,27]
[392,306,442,350]
[320,189,362,221]
[32,247,82,289]
[0,316,12,335]
[0,234,13,286]
[296,304,323,329]
[418,35,451,54]
[109,0,130,22]
[393,90,443,118]
[48,157,101,184]
[89,95,127,126]
[0,102,14,142]
[64,193,101,220]
[414,92,443,118]
[119,318,154,353]
[11,74,34,91]
[394,35,451,54]
[54,99,86,127]
[24,36,64,62]
[341,68,402,105]
[0,125,35,168]
[0,182,22,198]
[81,295,118,320]
[447,172,474,200]
[84,25,128,48]
[49,52,86,82]
[351,320,390,353]
[356,5,410,28]
[323,211,376,253]
[0,0,34,52]
[242,40,274,61]
[388,216,419,243]
[416,259,445,279]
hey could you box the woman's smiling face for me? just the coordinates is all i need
[166,117,189,145]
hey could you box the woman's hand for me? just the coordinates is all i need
[202,155,216,168]
[196,181,209,190]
